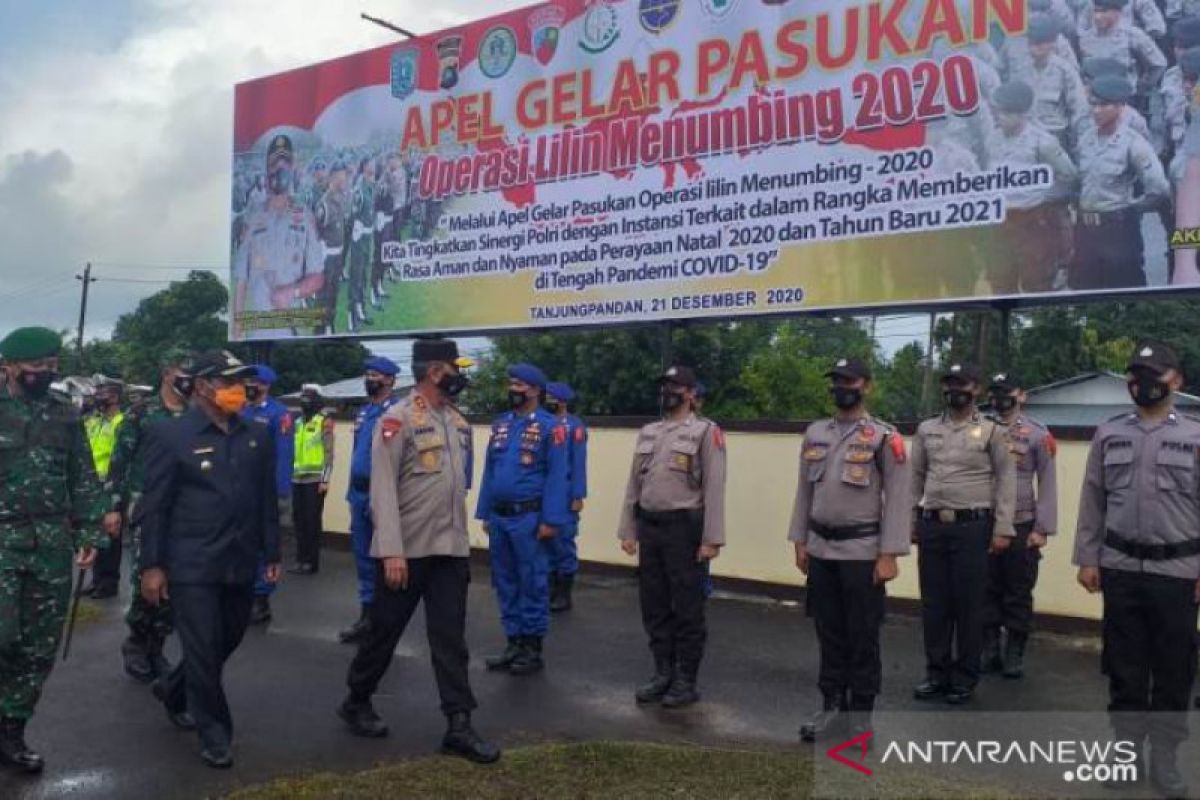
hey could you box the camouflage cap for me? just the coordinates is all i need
[0,327,62,361]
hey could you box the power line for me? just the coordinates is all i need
[90,261,224,272]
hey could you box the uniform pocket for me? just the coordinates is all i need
[1156,446,1196,493]
[841,461,872,488]
[413,434,445,474]
[1103,446,1135,491]
[669,440,699,473]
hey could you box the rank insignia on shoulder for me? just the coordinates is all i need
[889,435,907,464]
[382,418,403,440]
[712,426,725,450]
[1045,432,1057,458]
[574,427,585,443]
[280,415,293,434]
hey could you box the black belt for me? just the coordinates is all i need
[350,477,370,492]
[1104,530,1200,561]
[1080,209,1138,227]
[492,500,542,517]
[810,521,880,541]
[1014,521,1035,535]
[921,508,993,524]
[636,506,702,525]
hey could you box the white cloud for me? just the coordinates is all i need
[0,0,527,335]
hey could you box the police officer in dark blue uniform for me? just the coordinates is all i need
[138,350,281,769]
[477,364,570,675]
[544,381,588,613]
[340,356,400,644]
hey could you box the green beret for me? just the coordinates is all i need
[0,327,62,361]
[994,81,1035,113]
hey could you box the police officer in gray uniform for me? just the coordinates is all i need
[1082,57,1155,143]
[1006,16,1088,150]
[790,358,911,744]
[1073,340,1200,798]
[1072,75,1171,290]
[912,363,1016,705]
[1079,0,1168,116]
[315,159,349,335]
[1151,17,1200,161]
[982,374,1058,680]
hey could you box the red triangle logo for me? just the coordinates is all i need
[826,731,874,776]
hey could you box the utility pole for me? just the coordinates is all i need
[921,311,937,416]
[75,263,96,370]
[361,13,417,38]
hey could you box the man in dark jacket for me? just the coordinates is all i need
[137,350,281,769]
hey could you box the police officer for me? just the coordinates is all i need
[369,158,393,312]
[1072,75,1171,290]
[1073,340,1199,798]
[340,356,400,644]
[1171,49,1200,283]
[912,363,1016,705]
[619,365,727,708]
[1082,56,1156,141]
[107,350,191,683]
[477,364,570,675]
[241,365,294,625]
[1001,15,1084,127]
[139,350,281,769]
[0,327,105,774]
[290,384,334,576]
[1151,17,1200,160]
[988,80,1079,294]
[982,374,1059,680]
[1078,0,1168,41]
[338,339,499,764]
[315,158,349,335]
[232,134,325,339]
[87,376,127,599]
[544,381,588,613]
[346,157,376,333]
[790,358,911,743]
[1079,0,1168,116]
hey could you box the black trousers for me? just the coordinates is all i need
[982,522,1040,638]
[917,519,991,690]
[291,481,325,569]
[93,534,123,589]
[164,583,253,750]
[347,556,476,715]
[637,515,707,674]
[807,556,885,702]
[1101,568,1199,745]
[1069,211,1145,291]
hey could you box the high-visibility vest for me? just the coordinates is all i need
[85,412,124,480]
[294,413,327,476]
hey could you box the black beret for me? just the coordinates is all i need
[1091,74,1134,104]
[994,80,1035,113]
[412,338,461,364]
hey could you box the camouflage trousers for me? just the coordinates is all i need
[0,535,72,720]
[124,521,173,642]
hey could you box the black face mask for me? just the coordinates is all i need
[1129,375,1170,407]
[543,400,561,414]
[508,390,529,409]
[830,386,863,410]
[19,370,55,399]
[661,390,686,411]
[364,379,384,398]
[245,385,261,402]
[301,401,321,415]
[990,394,1017,414]
[437,372,468,398]
[943,389,974,410]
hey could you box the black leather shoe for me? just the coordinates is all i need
[944,687,974,705]
[90,582,118,600]
[0,718,44,774]
[1002,634,1026,679]
[550,575,574,613]
[486,637,521,671]
[249,597,272,625]
[441,712,501,764]
[661,676,700,709]
[799,695,847,742]
[635,661,674,704]
[980,629,1002,674]
[151,681,195,730]
[200,746,233,769]
[338,699,389,738]
[509,637,544,676]
[913,681,948,701]
[122,636,155,683]
[1149,742,1186,798]
[339,608,373,644]
[287,563,317,576]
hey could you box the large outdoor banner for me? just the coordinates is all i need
[230,0,1198,340]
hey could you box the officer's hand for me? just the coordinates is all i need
[697,543,720,562]
[1028,532,1048,549]
[383,557,409,590]
[571,499,584,513]
[318,482,329,495]
[76,546,97,570]
[142,567,169,606]
[103,512,123,539]
[874,554,899,585]
[537,524,556,540]
[1077,566,1101,594]
[989,535,1012,554]
[264,563,282,585]
[794,544,809,575]
[621,539,638,557]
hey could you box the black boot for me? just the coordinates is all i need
[981,627,1002,674]
[0,718,43,774]
[249,596,272,625]
[799,693,847,742]
[1149,739,1186,798]
[635,657,675,704]
[1002,632,1027,679]
[122,635,155,683]
[338,698,389,738]
[848,694,875,748]
[550,575,574,613]
[147,635,173,680]
[441,712,501,764]
[338,606,373,644]
[661,666,700,709]
[509,636,544,676]
[150,680,196,730]
[485,637,522,671]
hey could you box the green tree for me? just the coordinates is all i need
[255,340,370,395]
[111,271,229,383]
[873,341,926,423]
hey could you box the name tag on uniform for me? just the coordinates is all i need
[193,447,214,455]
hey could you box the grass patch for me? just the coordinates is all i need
[228,741,1017,800]
[74,600,104,624]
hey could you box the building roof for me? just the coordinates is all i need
[1023,372,1200,426]
[281,376,413,402]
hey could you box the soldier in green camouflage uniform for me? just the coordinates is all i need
[106,350,191,683]
[0,326,106,774]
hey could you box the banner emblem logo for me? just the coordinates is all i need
[639,0,681,34]
[479,26,517,79]
[390,49,419,100]
[580,0,620,53]
[701,0,741,20]
[436,35,463,90]
[530,6,565,65]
